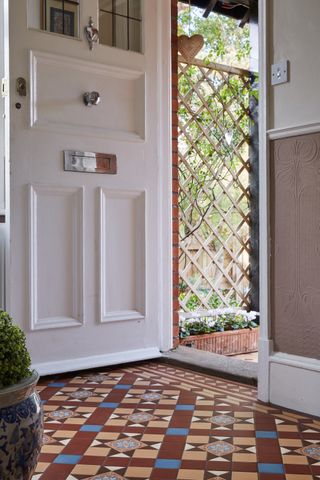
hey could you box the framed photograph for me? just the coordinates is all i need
[42,0,79,38]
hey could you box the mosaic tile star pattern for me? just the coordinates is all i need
[32,361,320,480]
[201,440,241,456]
[126,412,156,423]
[209,415,239,426]
[106,438,146,453]
[297,445,320,461]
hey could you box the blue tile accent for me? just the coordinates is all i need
[175,405,195,411]
[49,382,66,387]
[80,425,103,432]
[114,384,132,390]
[53,454,82,465]
[166,428,189,436]
[258,464,285,474]
[256,431,278,439]
[155,459,181,469]
[99,402,119,409]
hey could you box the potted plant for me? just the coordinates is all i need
[179,308,259,355]
[0,311,43,479]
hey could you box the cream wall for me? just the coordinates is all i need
[269,0,320,130]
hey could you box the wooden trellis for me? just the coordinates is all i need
[178,55,253,311]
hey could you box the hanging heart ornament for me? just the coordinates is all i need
[178,34,204,62]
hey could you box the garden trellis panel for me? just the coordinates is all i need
[178,55,253,311]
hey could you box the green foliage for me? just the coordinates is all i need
[0,311,32,388]
[178,4,251,69]
[179,310,259,338]
[179,286,240,311]
[177,2,256,312]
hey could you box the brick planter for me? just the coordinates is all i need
[179,327,259,356]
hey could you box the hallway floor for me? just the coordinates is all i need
[33,361,320,480]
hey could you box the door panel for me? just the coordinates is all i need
[9,0,171,374]
[29,184,84,330]
[100,189,146,324]
[30,50,145,140]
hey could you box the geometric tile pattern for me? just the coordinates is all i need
[106,438,146,453]
[297,444,320,461]
[32,362,320,480]
[209,415,239,426]
[200,440,241,456]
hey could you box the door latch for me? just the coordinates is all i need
[16,77,27,96]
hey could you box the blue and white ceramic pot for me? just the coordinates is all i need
[0,371,43,480]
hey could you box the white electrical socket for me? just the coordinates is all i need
[271,60,289,86]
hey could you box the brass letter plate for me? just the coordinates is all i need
[64,151,117,174]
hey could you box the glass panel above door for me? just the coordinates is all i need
[99,0,142,53]
[28,0,80,38]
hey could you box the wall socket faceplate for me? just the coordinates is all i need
[271,60,289,86]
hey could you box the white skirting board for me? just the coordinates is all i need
[270,353,320,417]
[32,347,162,377]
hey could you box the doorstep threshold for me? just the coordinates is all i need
[161,346,257,386]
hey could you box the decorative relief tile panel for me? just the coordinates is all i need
[271,133,320,359]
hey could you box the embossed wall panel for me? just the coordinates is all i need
[271,133,320,359]
[100,189,146,323]
[29,185,84,330]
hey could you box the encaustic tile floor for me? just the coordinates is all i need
[32,361,320,480]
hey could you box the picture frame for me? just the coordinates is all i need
[42,0,79,38]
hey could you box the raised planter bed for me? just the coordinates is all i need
[180,327,259,356]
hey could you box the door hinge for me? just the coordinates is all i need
[1,78,8,98]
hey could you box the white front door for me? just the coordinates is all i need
[9,0,172,375]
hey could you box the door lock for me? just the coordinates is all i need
[16,77,27,96]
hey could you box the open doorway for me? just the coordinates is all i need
[172,0,259,378]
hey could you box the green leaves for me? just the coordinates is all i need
[0,310,32,388]
[178,4,251,69]
[179,311,259,338]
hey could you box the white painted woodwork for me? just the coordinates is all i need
[0,0,9,311]
[29,184,84,330]
[33,347,162,377]
[270,353,320,417]
[30,50,146,140]
[99,188,146,323]
[258,0,270,403]
[0,224,5,309]
[0,1,5,214]
[9,0,172,372]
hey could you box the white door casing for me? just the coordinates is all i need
[0,0,9,311]
[9,0,172,375]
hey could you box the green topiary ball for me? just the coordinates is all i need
[0,310,32,388]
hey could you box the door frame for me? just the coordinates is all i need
[258,0,272,402]
[157,0,173,352]
[0,0,10,312]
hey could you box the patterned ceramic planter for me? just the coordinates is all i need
[0,371,43,480]
[180,327,259,355]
